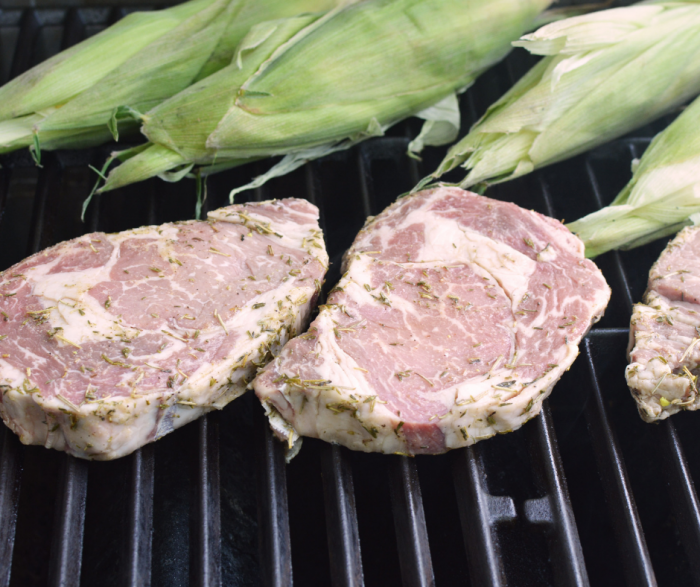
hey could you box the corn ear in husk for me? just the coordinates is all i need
[567,94,700,258]
[99,0,553,198]
[0,0,215,152]
[0,0,212,121]
[0,0,339,154]
[421,1,700,191]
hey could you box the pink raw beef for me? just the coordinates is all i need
[0,199,327,460]
[253,187,610,455]
[627,226,700,421]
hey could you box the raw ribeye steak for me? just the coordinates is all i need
[627,226,700,421]
[254,187,610,454]
[0,199,327,460]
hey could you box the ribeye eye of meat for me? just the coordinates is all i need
[253,187,610,455]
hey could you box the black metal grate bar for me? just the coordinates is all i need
[656,420,700,585]
[256,414,292,587]
[583,159,635,311]
[582,336,657,587]
[388,457,435,587]
[526,405,589,587]
[123,445,155,587]
[321,445,364,587]
[192,415,222,587]
[9,9,40,79]
[0,155,18,587]
[356,152,374,219]
[452,445,517,587]
[47,455,88,587]
[25,155,59,257]
[60,6,86,49]
[0,163,9,226]
[0,429,22,587]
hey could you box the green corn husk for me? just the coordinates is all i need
[0,0,339,154]
[0,0,212,120]
[0,0,215,152]
[567,94,700,258]
[420,1,700,191]
[99,0,553,199]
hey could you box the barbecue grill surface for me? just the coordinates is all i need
[1,3,700,586]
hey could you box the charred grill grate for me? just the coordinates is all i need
[1,5,700,586]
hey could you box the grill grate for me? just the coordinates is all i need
[1,4,700,586]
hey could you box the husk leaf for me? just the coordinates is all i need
[194,0,340,80]
[101,13,323,193]
[0,0,340,154]
[36,0,238,133]
[408,93,462,158]
[101,0,553,196]
[423,1,700,190]
[0,0,215,121]
[567,93,700,257]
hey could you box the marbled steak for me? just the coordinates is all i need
[0,199,327,460]
[254,188,610,454]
